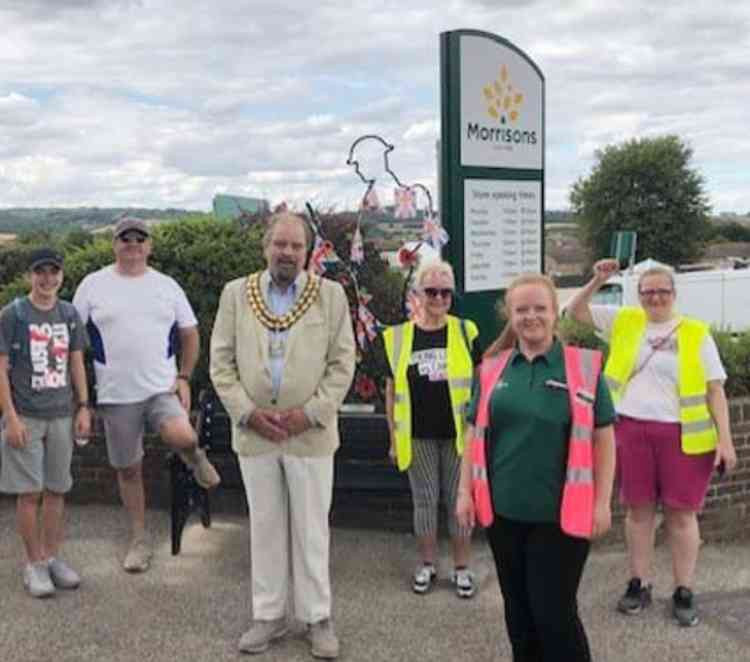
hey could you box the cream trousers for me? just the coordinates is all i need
[238,451,334,623]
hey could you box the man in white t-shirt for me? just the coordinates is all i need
[73,217,220,573]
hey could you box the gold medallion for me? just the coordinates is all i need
[245,272,321,331]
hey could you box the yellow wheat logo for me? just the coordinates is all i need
[483,64,524,124]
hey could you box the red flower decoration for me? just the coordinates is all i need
[398,246,419,268]
[354,374,377,400]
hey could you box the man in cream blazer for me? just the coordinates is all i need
[210,212,355,659]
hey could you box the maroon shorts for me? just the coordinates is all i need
[615,415,714,511]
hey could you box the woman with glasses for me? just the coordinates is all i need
[567,258,737,627]
[380,259,481,597]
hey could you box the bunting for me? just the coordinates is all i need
[394,186,416,219]
[350,226,364,264]
[422,212,449,250]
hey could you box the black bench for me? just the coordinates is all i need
[169,389,232,555]
[170,389,410,555]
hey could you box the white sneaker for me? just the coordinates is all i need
[412,563,437,594]
[308,619,339,659]
[23,562,55,598]
[179,447,221,489]
[452,567,476,598]
[238,618,288,654]
[123,538,153,573]
[48,557,81,589]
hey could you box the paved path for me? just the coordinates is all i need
[1,501,749,662]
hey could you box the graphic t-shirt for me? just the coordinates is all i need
[0,298,86,418]
[380,325,480,440]
[73,266,198,404]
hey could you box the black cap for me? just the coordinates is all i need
[114,216,150,238]
[28,248,64,271]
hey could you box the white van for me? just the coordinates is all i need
[588,262,750,331]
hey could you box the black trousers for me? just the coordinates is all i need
[486,516,592,662]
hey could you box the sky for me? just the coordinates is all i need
[1,0,749,214]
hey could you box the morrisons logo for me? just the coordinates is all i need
[467,65,537,145]
[467,124,537,144]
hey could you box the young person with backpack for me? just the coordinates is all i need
[0,248,91,598]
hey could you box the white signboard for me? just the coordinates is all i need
[464,179,542,292]
[460,35,543,169]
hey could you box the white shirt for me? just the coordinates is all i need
[590,305,726,422]
[73,265,198,404]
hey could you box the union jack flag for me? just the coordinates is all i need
[362,187,380,211]
[350,226,364,264]
[309,236,339,275]
[356,303,379,348]
[422,212,449,250]
[394,187,416,219]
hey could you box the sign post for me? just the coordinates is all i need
[440,30,545,347]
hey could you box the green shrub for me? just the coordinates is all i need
[1,216,266,398]
[557,317,608,356]
[558,319,750,398]
[712,329,750,397]
[6,213,750,404]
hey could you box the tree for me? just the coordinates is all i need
[706,221,750,243]
[570,135,711,265]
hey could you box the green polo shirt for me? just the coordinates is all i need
[467,340,616,523]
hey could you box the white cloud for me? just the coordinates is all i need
[0,0,748,213]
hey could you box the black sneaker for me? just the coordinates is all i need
[616,578,653,614]
[412,563,437,594]
[672,586,699,627]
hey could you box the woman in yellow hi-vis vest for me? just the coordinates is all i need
[568,258,737,628]
[380,259,480,598]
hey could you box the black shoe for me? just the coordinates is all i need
[672,586,699,627]
[617,577,653,614]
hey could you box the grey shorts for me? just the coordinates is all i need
[0,416,74,494]
[97,393,187,469]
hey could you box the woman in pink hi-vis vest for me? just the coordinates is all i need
[456,274,616,662]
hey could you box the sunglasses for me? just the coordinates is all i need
[638,288,673,298]
[118,234,148,244]
[423,288,454,299]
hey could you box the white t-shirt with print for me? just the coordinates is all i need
[73,265,198,404]
[590,305,726,422]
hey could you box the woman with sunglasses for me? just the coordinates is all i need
[567,258,737,627]
[380,259,481,597]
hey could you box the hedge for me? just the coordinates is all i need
[0,213,403,407]
[4,216,750,401]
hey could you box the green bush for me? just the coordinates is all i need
[712,329,750,397]
[0,212,404,407]
[6,213,750,403]
[1,216,266,399]
[558,319,750,398]
[557,317,608,356]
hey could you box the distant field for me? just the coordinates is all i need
[0,233,17,244]
[0,207,202,235]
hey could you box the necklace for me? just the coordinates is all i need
[245,272,321,331]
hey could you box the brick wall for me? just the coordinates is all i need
[698,397,750,541]
[4,399,750,542]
